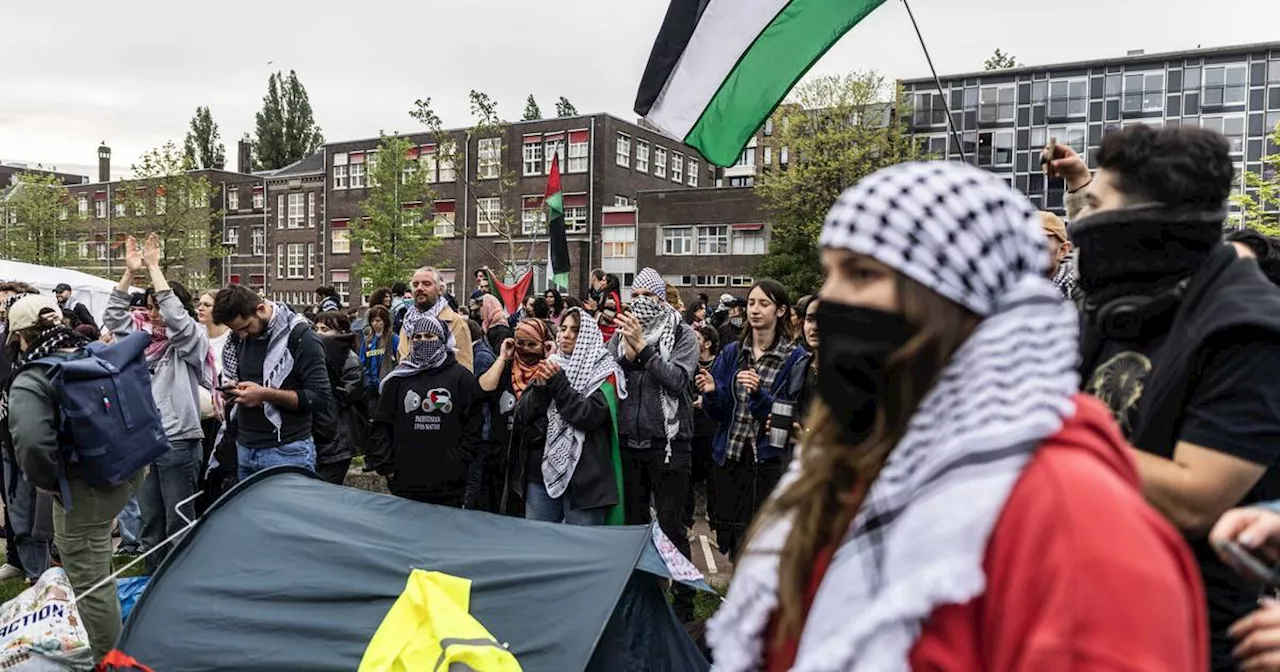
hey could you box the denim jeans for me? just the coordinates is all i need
[524,482,607,526]
[237,437,316,481]
[117,496,141,552]
[140,439,200,575]
[2,452,52,579]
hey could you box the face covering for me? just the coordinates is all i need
[729,316,744,329]
[814,300,917,445]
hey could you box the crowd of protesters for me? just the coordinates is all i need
[6,123,1280,669]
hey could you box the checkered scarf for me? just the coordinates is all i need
[707,162,1079,671]
[1051,255,1078,300]
[628,293,682,461]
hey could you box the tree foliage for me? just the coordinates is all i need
[522,95,542,121]
[0,171,84,269]
[555,96,578,118]
[754,71,926,297]
[1231,121,1280,236]
[350,134,443,290]
[113,141,223,288]
[183,106,226,170]
[253,70,324,171]
[983,48,1019,71]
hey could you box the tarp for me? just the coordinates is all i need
[115,468,709,672]
[0,259,116,322]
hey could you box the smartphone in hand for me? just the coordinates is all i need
[1217,539,1280,586]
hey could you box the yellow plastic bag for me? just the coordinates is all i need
[358,570,521,672]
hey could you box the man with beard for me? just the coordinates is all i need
[1048,125,1280,671]
[1040,211,1081,304]
[396,267,473,373]
[53,283,97,330]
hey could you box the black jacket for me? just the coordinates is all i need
[234,323,336,449]
[512,371,618,510]
[369,354,482,501]
[317,334,366,466]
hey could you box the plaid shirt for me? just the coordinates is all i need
[726,337,795,462]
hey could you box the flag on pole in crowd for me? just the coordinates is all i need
[634,0,889,166]
[482,267,533,315]
[544,154,571,291]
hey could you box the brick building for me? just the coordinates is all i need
[257,152,326,307]
[323,113,710,304]
[635,187,770,300]
[0,162,87,188]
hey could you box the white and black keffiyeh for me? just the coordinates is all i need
[628,292,682,461]
[707,161,1080,672]
[260,301,309,438]
[402,295,456,352]
[542,308,628,499]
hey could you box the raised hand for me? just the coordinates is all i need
[143,232,162,268]
[123,236,144,273]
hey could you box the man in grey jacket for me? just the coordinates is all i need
[608,267,699,621]
[103,234,208,574]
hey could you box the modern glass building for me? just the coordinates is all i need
[901,41,1280,218]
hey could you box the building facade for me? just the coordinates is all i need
[635,187,770,300]
[0,162,88,188]
[901,41,1280,217]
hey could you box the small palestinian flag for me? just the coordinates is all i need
[634,0,888,166]
[544,154,570,290]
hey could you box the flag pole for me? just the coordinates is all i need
[900,0,967,163]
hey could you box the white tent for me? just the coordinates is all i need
[0,259,118,324]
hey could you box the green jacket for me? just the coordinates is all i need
[7,352,72,492]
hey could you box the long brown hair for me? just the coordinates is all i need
[740,279,793,350]
[753,271,978,643]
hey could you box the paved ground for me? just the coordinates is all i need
[685,488,733,591]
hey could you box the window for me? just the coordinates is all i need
[565,205,587,234]
[734,145,755,167]
[543,136,565,174]
[155,194,165,215]
[94,199,106,219]
[286,243,305,279]
[636,140,650,172]
[978,131,1015,166]
[603,226,635,259]
[913,92,948,126]
[979,85,1015,123]
[287,193,304,228]
[671,152,684,183]
[331,227,350,254]
[1123,72,1164,113]
[1047,125,1086,154]
[696,275,729,287]
[523,137,543,176]
[307,193,315,227]
[224,226,239,246]
[567,131,589,173]
[114,201,125,217]
[687,159,699,186]
[333,153,349,189]
[1048,78,1087,117]
[522,198,547,235]
[696,225,727,255]
[1204,65,1247,106]
[664,275,693,287]
[307,243,315,279]
[366,152,378,188]
[433,201,456,237]
[476,197,501,235]
[58,205,68,221]
[275,244,285,279]
[1202,115,1245,155]
[349,155,366,189]
[228,188,239,210]
[652,147,669,178]
[764,118,773,135]
[662,226,693,255]
[477,138,501,179]
[732,228,766,255]
[730,276,754,288]
[614,196,629,207]
[331,271,349,303]
[252,189,264,210]
[77,196,88,216]
[616,133,631,166]
[728,176,754,187]
[438,142,457,182]
[133,198,145,216]
[251,227,265,256]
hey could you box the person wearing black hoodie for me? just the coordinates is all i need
[369,315,481,506]
[312,311,366,485]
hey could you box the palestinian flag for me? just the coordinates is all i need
[480,267,533,315]
[544,154,570,290]
[634,0,888,166]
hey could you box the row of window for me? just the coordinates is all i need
[522,131,589,176]
[225,188,265,211]
[276,193,317,228]
[67,193,182,220]
[665,274,755,288]
[616,133,699,186]
[660,225,768,256]
[274,242,317,280]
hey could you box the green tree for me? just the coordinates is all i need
[983,48,1019,71]
[522,95,542,121]
[555,96,578,118]
[754,71,926,297]
[350,134,443,289]
[253,70,324,171]
[0,171,84,268]
[183,106,226,170]
[1231,121,1280,236]
[113,141,224,288]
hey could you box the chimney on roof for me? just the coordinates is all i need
[97,143,111,182]
[238,134,253,174]
[1127,49,1145,56]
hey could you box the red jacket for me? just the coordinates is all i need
[769,395,1207,671]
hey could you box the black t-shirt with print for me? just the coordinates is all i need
[1085,326,1280,671]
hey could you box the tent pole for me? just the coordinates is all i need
[74,490,204,604]
[900,0,967,163]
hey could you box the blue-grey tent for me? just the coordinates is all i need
[112,468,711,671]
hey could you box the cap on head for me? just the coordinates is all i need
[6,294,61,339]
[1039,211,1069,244]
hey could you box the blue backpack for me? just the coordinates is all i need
[33,330,169,496]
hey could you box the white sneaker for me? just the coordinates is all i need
[0,564,23,581]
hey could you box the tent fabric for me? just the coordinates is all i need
[116,468,709,672]
[0,259,117,322]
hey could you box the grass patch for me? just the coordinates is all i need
[693,588,724,622]
[350,455,365,470]
[0,556,147,605]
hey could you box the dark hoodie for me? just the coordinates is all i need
[316,333,366,466]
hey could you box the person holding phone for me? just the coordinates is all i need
[1212,506,1280,670]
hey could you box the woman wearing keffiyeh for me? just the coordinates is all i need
[706,162,1205,672]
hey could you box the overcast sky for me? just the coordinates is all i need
[2,0,1278,179]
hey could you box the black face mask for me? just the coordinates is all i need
[814,301,916,446]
